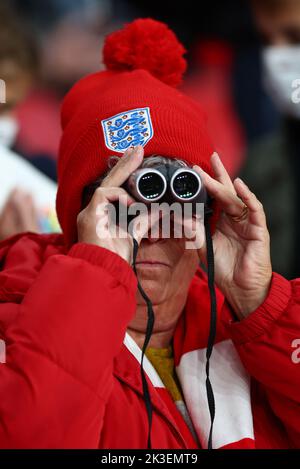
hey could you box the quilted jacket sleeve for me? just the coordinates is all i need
[224,273,300,447]
[0,243,137,448]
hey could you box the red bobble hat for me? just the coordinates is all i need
[56,18,217,246]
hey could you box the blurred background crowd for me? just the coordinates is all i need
[0,0,300,278]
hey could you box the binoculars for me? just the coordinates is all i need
[124,164,207,206]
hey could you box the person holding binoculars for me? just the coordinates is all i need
[0,19,299,450]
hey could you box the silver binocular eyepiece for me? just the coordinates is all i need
[126,168,168,202]
[124,165,207,205]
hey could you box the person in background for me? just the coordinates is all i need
[0,3,58,240]
[10,0,113,164]
[0,3,57,181]
[240,0,300,279]
[0,4,36,151]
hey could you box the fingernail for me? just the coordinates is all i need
[211,152,219,160]
[211,152,222,165]
[193,165,205,175]
[14,189,26,199]
[235,177,246,186]
[134,145,143,157]
[124,147,134,158]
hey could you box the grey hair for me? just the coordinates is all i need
[108,154,189,170]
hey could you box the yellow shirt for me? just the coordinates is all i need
[145,345,201,447]
[145,346,183,403]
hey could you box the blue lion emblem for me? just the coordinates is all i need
[101,107,154,153]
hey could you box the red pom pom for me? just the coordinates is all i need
[103,18,187,88]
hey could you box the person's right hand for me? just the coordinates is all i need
[77,145,153,264]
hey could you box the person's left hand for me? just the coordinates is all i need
[194,153,272,320]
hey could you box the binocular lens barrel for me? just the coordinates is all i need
[125,166,205,204]
[170,168,202,201]
[138,173,166,200]
[126,168,167,202]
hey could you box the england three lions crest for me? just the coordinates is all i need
[101,107,154,153]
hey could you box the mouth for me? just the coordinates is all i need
[135,260,171,268]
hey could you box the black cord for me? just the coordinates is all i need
[132,237,155,449]
[204,207,217,450]
[130,207,217,450]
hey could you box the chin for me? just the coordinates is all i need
[134,264,172,304]
[136,277,168,305]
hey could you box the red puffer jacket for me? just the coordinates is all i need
[0,233,299,449]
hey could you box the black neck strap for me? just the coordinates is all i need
[204,207,217,449]
[131,206,217,450]
[132,238,154,449]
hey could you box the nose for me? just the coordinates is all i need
[147,233,160,243]
[145,212,179,243]
[145,223,166,243]
[146,215,167,243]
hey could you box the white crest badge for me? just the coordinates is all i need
[101,107,154,153]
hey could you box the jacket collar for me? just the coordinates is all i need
[114,334,192,448]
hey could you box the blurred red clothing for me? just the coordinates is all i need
[182,40,245,177]
[15,88,62,161]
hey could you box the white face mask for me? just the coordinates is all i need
[0,116,19,148]
[262,45,300,119]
